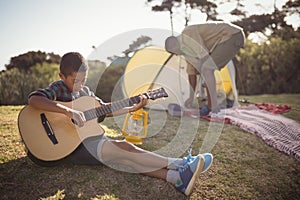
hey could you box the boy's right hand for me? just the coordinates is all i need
[66,109,86,127]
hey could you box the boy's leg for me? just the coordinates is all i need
[100,142,204,196]
[100,140,169,171]
[113,158,169,179]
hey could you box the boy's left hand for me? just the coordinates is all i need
[139,94,148,107]
[130,95,148,112]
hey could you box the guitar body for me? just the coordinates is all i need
[18,96,104,161]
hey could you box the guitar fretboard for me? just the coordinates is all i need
[83,96,141,121]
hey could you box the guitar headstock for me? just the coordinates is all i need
[145,87,168,100]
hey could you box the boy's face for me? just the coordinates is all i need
[60,71,87,92]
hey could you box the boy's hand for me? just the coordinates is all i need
[129,95,148,112]
[66,109,86,127]
[139,95,148,107]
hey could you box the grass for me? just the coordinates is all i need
[0,94,299,200]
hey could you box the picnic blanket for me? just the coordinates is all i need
[254,103,291,114]
[195,103,292,122]
[215,105,300,162]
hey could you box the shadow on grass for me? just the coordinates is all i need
[0,156,187,200]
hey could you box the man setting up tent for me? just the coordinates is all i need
[165,21,245,116]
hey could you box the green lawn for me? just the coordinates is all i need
[0,94,299,200]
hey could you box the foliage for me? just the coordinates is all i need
[147,0,300,37]
[283,0,300,15]
[0,63,59,105]
[186,0,218,21]
[94,57,130,102]
[231,0,299,37]
[5,51,60,71]
[147,0,217,28]
[86,60,106,92]
[237,37,300,94]
[122,35,152,56]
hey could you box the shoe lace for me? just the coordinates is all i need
[183,148,193,164]
[179,161,189,173]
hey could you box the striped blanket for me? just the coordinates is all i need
[215,105,300,162]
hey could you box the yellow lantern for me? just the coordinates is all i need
[121,108,149,145]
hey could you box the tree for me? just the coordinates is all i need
[107,35,152,62]
[5,51,60,71]
[185,0,218,22]
[146,0,217,33]
[232,0,300,38]
[147,0,180,34]
[237,37,300,94]
[1,51,61,104]
[283,0,300,15]
[95,58,129,102]
[123,35,152,56]
[0,62,59,105]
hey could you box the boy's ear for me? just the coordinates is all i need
[59,72,65,80]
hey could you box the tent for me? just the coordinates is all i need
[121,46,239,110]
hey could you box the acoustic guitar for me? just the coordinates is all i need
[18,87,168,161]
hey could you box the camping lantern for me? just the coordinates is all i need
[121,109,149,145]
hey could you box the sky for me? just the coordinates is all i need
[0,0,298,71]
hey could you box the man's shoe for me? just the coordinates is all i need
[190,106,211,118]
[183,149,213,173]
[175,155,204,195]
[200,106,211,116]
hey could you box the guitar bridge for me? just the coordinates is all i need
[40,113,58,144]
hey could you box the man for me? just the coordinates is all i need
[165,21,245,115]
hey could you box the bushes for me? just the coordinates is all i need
[237,37,300,95]
[0,63,59,105]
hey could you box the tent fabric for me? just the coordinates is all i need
[122,46,238,110]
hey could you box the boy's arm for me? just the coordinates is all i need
[28,95,86,127]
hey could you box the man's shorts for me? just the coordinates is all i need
[186,62,200,75]
[186,31,245,73]
[210,31,245,69]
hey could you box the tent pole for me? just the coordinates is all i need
[147,53,174,90]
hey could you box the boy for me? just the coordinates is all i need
[165,21,245,115]
[27,52,213,196]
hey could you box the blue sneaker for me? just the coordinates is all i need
[201,153,213,173]
[200,106,211,116]
[183,148,194,164]
[190,106,211,118]
[175,155,204,195]
[183,149,213,173]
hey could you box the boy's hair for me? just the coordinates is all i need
[60,52,88,76]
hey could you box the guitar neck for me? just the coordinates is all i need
[83,95,142,121]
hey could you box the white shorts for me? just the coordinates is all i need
[96,135,112,162]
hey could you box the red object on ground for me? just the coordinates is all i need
[185,103,291,123]
[254,103,291,114]
[184,109,231,123]
[200,115,231,124]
